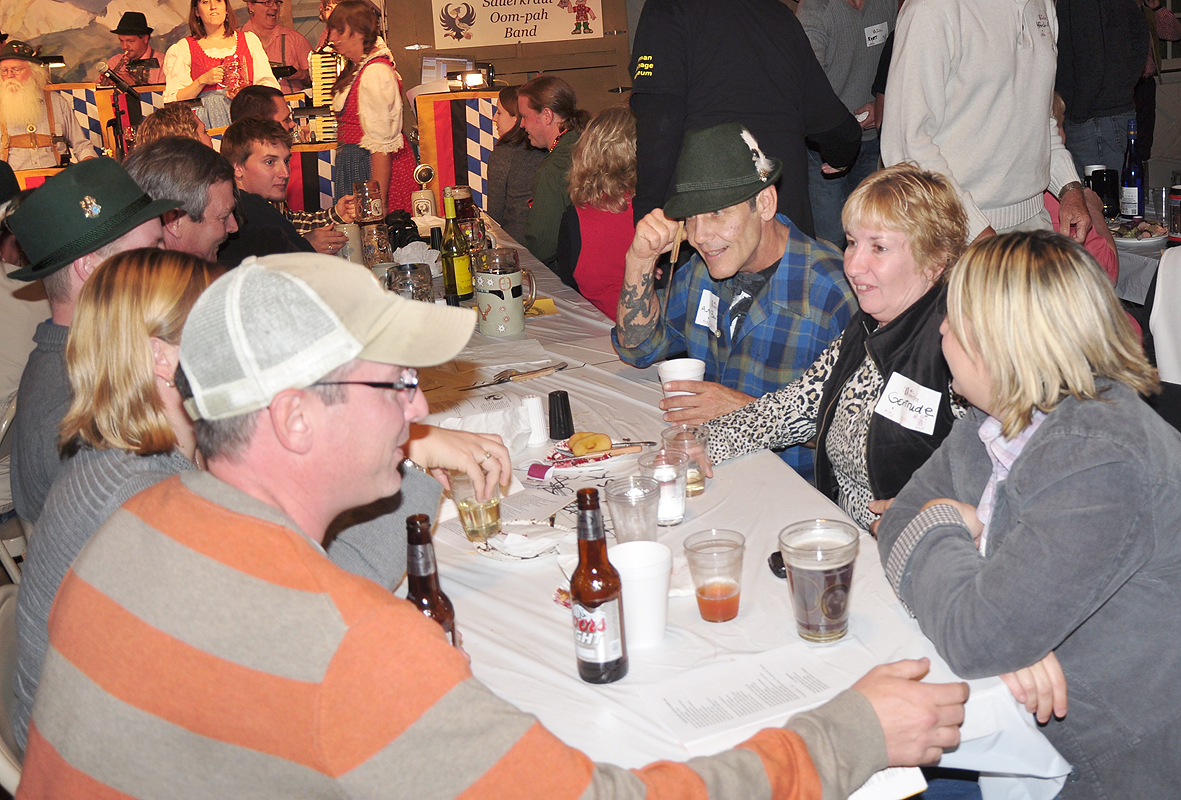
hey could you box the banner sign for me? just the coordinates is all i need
[432,0,604,49]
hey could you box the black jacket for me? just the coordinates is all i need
[815,284,957,502]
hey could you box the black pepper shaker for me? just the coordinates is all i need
[548,390,575,440]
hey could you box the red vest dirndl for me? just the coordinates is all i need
[336,54,396,145]
[186,32,254,94]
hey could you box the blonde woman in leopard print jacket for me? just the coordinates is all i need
[703,164,969,529]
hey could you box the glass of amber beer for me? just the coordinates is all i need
[778,520,859,642]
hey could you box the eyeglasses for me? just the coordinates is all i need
[0,65,31,79]
[248,0,283,6]
[315,368,419,401]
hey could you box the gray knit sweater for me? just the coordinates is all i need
[10,322,70,525]
[13,445,442,752]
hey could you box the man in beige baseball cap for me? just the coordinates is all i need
[20,253,529,794]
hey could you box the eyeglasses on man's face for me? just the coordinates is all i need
[314,368,420,401]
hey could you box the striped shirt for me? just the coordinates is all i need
[276,200,346,236]
[18,469,884,800]
[613,218,855,479]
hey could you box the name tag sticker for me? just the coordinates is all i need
[694,290,719,333]
[865,22,888,47]
[874,372,940,435]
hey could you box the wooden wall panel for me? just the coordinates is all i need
[383,0,632,131]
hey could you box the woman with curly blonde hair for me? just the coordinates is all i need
[704,163,969,530]
[555,105,637,319]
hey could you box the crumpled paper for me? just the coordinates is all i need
[393,241,441,277]
[437,405,532,455]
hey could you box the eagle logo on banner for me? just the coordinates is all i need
[439,3,476,40]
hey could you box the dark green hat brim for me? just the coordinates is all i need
[8,195,179,280]
[663,160,782,219]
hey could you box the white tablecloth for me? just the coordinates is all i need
[416,223,1070,800]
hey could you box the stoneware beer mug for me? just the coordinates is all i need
[474,247,536,337]
[778,519,859,642]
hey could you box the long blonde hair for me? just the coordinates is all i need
[60,248,221,456]
[568,105,636,213]
[946,231,1157,438]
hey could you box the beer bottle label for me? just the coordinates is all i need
[572,600,623,663]
[407,543,436,577]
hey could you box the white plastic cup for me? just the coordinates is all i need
[611,541,673,649]
[657,358,705,409]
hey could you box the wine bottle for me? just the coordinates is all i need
[1121,118,1144,219]
[441,195,473,301]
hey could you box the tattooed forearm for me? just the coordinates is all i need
[617,269,660,347]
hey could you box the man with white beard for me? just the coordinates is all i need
[0,41,98,171]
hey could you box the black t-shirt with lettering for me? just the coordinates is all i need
[628,0,860,230]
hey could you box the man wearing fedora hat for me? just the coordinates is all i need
[101,12,165,87]
[613,123,855,481]
[5,158,180,525]
[0,40,99,171]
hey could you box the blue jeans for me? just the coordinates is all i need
[913,768,983,800]
[1064,113,1134,180]
[806,136,881,248]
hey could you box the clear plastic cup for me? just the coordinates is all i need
[604,476,660,542]
[683,529,745,622]
[638,450,689,526]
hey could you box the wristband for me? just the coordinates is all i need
[1058,181,1083,201]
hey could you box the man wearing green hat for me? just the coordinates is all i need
[0,40,99,170]
[6,158,180,525]
[613,123,855,481]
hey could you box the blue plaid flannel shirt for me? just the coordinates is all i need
[613,217,856,480]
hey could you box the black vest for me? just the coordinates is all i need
[814,284,957,502]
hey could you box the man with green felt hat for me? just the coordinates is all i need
[6,157,180,525]
[612,121,855,482]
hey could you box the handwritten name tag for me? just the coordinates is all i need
[874,372,939,435]
[695,290,719,334]
[865,22,888,47]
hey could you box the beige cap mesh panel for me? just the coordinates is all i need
[179,254,476,421]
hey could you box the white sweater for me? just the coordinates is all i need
[880,0,1081,238]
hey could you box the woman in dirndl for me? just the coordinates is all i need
[162,0,279,130]
[327,0,418,214]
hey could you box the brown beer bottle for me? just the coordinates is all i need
[570,488,628,683]
[405,514,458,647]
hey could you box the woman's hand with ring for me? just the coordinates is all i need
[405,424,512,500]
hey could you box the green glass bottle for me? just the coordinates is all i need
[441,195,473,301]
